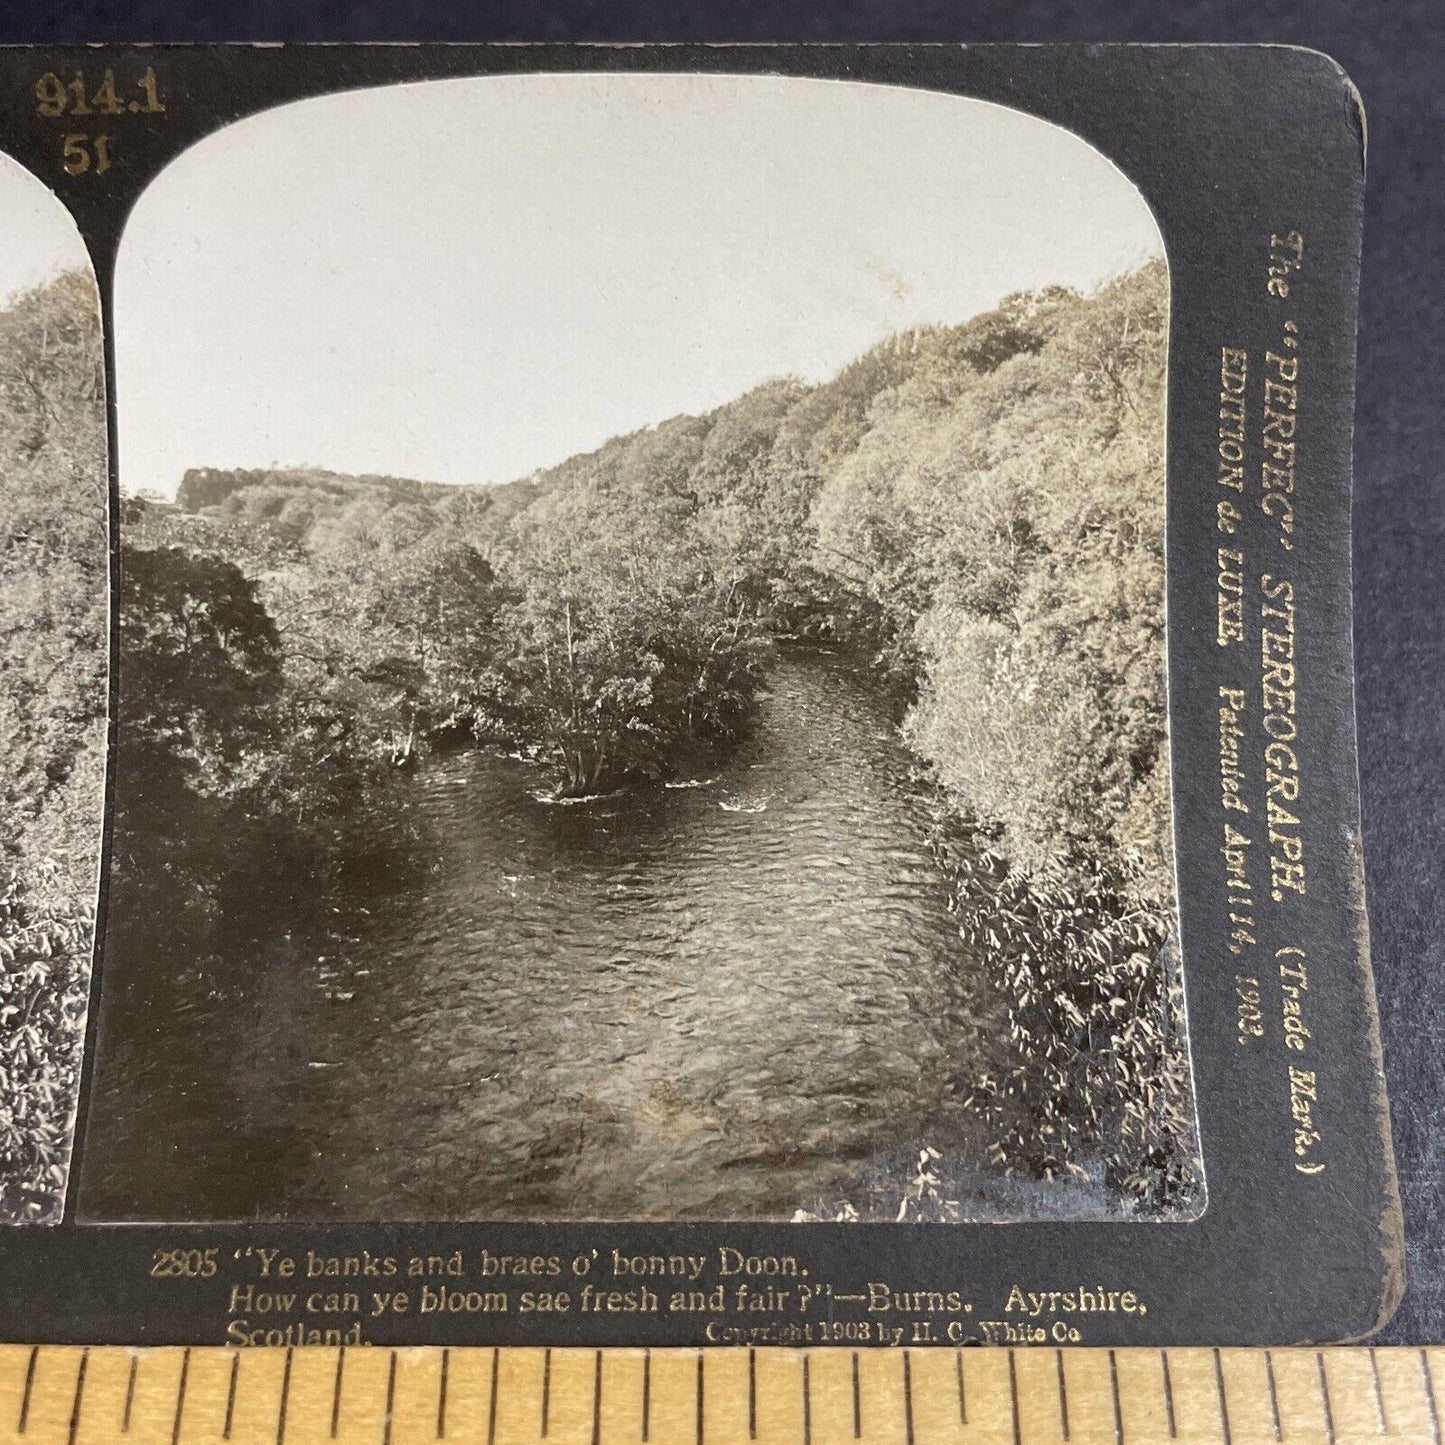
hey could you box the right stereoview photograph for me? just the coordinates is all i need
[74,72,1203,1225]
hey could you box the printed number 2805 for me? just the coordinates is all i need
[150,1248,218,1279]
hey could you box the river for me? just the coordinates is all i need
[80,648,1007,1222]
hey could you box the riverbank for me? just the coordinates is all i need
[929,819,1203,1216]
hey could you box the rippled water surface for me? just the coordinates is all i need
[82,649,1002,1220]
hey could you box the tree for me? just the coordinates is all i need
[114,548,282,851]
[485,471,766,794]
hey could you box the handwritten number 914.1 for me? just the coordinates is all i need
[34,66,165,118]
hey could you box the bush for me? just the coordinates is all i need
[0,871,92,1221]
[937,831,1199,1211]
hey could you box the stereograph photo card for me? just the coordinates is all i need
[0,43,1402,1347]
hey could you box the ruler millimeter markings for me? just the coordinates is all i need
[1,1345,1442,1444]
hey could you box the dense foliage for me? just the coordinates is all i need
[119,257,1197,1211]
[0,270,107,1221]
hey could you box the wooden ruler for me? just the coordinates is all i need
[0,1345,1441,1444]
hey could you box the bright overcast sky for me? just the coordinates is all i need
[114,73,1162,497]
[0,153,90,304]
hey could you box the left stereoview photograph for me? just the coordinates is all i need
[0,153,106,1223]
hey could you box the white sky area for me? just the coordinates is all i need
[115,73,1163,497]
[0,153,90,303]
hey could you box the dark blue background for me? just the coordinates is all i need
[3,0,1439,1342]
